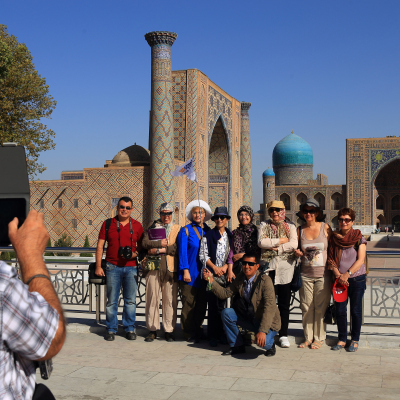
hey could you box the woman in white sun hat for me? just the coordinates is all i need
[177,199,212,342]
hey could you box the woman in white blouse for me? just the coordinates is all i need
[258,200,298,348]
[200,206,234,347]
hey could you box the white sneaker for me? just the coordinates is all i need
[279,336,290,348]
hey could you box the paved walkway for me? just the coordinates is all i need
[37,322,400,400]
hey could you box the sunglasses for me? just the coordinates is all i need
[160,212,173,216]
[269,208,282,213]
[213,216,226,220]
[303,209,317,214]
[339,217,352,223]
[242,261,257,267]
[119,205,132,210]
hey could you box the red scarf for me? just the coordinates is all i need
[327,228,362,269]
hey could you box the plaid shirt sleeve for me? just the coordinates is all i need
[1,262,59,360]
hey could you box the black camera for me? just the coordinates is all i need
[34,359,53,380]
[0,144,30,246]
[119,246,133,259]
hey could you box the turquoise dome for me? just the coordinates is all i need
[272,133,313,166]
[263,168,275,177]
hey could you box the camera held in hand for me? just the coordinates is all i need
[119,246,133,259]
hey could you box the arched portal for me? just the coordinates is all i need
[393,215,400,232]
[314,192,325,210]
[373,159,400,229]
[208,117,230,212]
[296,192,307,210]
[280,193,291,211]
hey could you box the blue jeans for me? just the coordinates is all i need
[335,274,366,342]
[221,308,277,350]
[105,262,138,333]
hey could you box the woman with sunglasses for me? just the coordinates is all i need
[258,200,298,348]
[141,203,180,342]
[327,208,367,352]
[294,199,332,350]
[231,205,260,280]
[200,206,233,347]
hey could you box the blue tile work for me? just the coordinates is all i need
[145,31,177,221]
[274,165,313,186]
[273,133,313,166]
[172,71,187,161]
[240,102,253,207]
[370,148,400,180]
[208,86,233,217]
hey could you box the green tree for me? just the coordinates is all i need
[0,24,56,177]
[54,233,73,256]
[80,235,92,257]
[44,237,54,256]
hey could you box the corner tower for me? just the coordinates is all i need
[263,168,275,216]
[240,102,253,206]
[145,31,177,221]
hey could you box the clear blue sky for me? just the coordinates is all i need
[2,0,400,210]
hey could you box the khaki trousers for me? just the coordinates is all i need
[299,275,331,342]
[145,270,178,333]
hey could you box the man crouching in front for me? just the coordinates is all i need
[203,252,281,357]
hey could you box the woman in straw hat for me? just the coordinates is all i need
[258,200,298,348]
[177,200,212,342]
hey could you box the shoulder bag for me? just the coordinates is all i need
[290,225,302,292]
[88,218,112,285]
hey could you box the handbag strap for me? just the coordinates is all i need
[298,225,302,251]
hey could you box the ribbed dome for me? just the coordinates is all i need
[272,133,313,166]
[111,144,150,167]
[263,168,275,177]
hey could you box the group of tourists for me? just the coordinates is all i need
[95,196,367,356]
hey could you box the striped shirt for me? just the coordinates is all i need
[0,261,59,400]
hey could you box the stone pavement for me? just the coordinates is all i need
[37,322,400,400]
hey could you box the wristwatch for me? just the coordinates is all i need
[156,248,160,255]
[348,270,353,276]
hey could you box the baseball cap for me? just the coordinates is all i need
[332,278,348,302]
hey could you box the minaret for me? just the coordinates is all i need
[145,31,177,221]
[240,102,253,206]
[263,168,275,218]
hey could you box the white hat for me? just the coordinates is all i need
[185,200,212,222]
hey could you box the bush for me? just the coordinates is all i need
[44,238,54,256]
[0,250,16,260]
[54,233,73,256]
[80,235,92,257]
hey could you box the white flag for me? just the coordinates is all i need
[171,158,197,181]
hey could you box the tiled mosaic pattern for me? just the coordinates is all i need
[147,33,177,221]
[274,165,313,186]
[209,118,229,176]
[347,137,400,225]
[30,167,150,247]
[240,102,252,206]
[209,184,227,211]
[172,71,187,161]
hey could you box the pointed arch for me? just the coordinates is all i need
[314,192,325,210]
[280,193,291,211]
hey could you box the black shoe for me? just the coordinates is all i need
[165,332,175,342]
[265,343,276,357]
[222,345,246,356]
[144,331,157,342]
[105,332,115,341]
[126,331,137,340]
[186,336,195,343]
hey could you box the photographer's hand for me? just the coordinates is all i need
[8,210,66,360]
